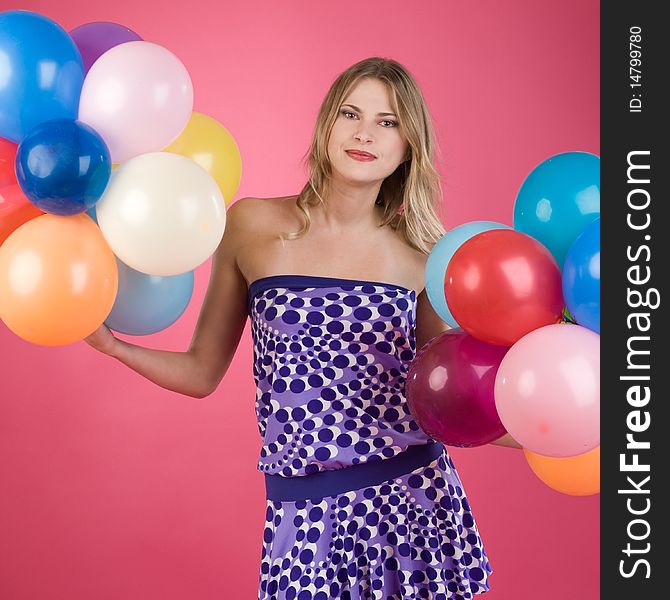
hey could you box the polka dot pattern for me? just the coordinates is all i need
[249,277,493,598]
[250,280,430,477]
[258,450,493,599]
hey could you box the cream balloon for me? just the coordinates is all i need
[95,152,226,276]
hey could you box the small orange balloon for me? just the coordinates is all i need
[523,446,600,496]
[0,213,118,346]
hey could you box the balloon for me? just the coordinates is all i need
[1,137,44,244]
[562,218,600,333]
[0,181,44,246]
[1,137,19,187]
[104,257,194,335]
[162,112,242,206]
[524,446,600,496]
[0,213,118,346]
[96,152,226,276]
[514,151,600,268]
[78,41,193,164]
[445,229,564,346]
[86,205,98,224]
[406,328,509,447]
[425,221,510,328]
[68,21,142,74]
[494,323,600,457]
[0,11,84,143]
[15,119,111,215]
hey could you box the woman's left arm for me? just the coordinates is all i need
[414,291,523,450]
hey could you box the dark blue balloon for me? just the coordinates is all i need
[0,10,84,142]
[562,218,600,333]
[15,119,111,216]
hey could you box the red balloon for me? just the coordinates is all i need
[1,137,43,245]
[406,328,508,447]
[444,229,564,346]
[1,137,19,187]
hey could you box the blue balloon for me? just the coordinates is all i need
[0,11,84,142]
[562,218,600,333]
[513,151,600,268]
[86,205,98,224]
[425,221,510,327]
[15,119,111,215]
[104,258,194,336]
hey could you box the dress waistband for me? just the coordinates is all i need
[264,441,444,502]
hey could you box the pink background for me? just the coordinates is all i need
[0,1,600,598]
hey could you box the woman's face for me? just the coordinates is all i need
[327,78,409,186]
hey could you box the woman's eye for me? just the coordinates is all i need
[340,110,398,127]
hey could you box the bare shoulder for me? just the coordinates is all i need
[387,226,430,292]
[226,195,301,235]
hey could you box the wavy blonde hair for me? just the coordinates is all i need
[283,57,446,255]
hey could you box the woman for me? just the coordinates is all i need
[85,57,520,599]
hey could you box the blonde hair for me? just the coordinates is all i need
[284,56,446,255]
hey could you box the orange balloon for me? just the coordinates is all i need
[523,446,600,496]
[0,213,118,346]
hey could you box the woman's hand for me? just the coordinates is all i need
[83,323,119,357]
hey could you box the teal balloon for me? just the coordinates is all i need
[562,218,600,333]
[104,257,194,335]
[0,11,84,143]
[426,221,510,327]
[513,151,600,268]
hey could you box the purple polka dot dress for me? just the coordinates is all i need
[249,275,493,600]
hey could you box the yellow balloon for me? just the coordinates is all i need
[162,112,242,206]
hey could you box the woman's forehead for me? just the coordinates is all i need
[344,78,394,110]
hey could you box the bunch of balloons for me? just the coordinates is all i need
[407,151,600,497]
[0,11,242,345]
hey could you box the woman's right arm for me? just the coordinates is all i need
[83,198,253,399]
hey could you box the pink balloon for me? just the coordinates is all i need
[78,41,193,163]
[494,323,600,457]
[406,328,509,447]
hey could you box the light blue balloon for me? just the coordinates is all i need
[563,218,600,333]
[426,221,510,327]
[0,11,84,142]
[513,151,600,269]
[104,257,194,335]
[86,205,98,224]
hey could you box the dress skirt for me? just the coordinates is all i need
[258,441,493,600]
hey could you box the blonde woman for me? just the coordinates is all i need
[86,57,518,599]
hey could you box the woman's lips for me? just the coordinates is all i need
[345,150,376,161]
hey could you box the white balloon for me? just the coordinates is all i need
[96,152,226,276]
[78,41,193,164]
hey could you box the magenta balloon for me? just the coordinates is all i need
[494,323,600,457]
[406,328,509,447]
[69,22,142,74]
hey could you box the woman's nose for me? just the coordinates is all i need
[354,129,373,142]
